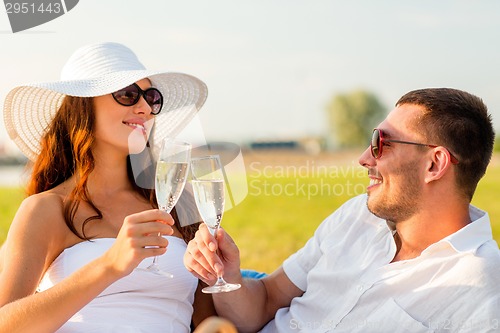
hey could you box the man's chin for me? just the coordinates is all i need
[366,197,386,220]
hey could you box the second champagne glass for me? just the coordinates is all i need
[140,138,191,277]
[190,155,241,293]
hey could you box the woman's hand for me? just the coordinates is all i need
[100,209,174,278]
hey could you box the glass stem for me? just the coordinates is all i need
[215,276,226,285]
[152,251,159,265]
[212,226,225,279]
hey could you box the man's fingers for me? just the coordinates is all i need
[187,239,219,274]
[198,223,217,251]
[185,242,217,283]
[184,256,217,284]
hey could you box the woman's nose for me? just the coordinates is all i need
[133,95,153,115]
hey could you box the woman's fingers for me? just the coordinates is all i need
[139,233,170,248]
[122,209,175,237]
[102,209,176,277]
[123,209,175,225]
[128,221,174,237]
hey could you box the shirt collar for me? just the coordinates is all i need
[439,204,493,254]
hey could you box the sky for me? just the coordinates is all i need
[1,0,500,154]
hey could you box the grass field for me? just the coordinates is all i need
[0,186,24,243]
[1,151,499,273]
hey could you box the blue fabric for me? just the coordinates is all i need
[241,269,267,279]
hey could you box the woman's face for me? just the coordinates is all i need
[93,79,156,156]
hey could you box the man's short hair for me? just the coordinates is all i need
[396,88,495,200]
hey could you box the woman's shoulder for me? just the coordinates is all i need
[25,189,64,201]
[20,191,65,215]
[12,191,66,241]
[2,191,71,296]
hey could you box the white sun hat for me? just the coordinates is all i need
[3,42,208,161]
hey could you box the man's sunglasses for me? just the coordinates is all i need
[371,128,459,164]
[112,83,163,115]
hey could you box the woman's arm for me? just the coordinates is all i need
[0,255,124,333]
[0,194,66,306]
[0,195,174,332]
[0,243,4,274]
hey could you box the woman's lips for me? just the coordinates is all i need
[123,121,146,135]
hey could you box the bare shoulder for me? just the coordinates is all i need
[16,191,65,225]
[19,191,64,211]
[1,191,69,302]
[8,191,67,248]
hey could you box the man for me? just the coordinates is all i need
[184,88,500,332]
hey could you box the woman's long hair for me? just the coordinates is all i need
[26,96,199,243]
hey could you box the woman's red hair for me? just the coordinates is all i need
[26,96,198,243]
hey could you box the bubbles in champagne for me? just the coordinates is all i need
[192,179,225,233]
[155,161,189,212]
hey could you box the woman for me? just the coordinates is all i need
[0,42,213,332]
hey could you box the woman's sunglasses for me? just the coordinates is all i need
[112,83,164,115]
[371,128,459,164]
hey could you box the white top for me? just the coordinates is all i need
[38,236,197,333]
[262,194,500,333]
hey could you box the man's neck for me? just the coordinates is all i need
[391,203,471,262]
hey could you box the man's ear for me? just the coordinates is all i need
[424,148,453,184]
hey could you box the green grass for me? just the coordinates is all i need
[1,157,499,274]
[223,161,367,273]
[471,164,500,242]
[0,187,24,242]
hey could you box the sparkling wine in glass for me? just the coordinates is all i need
[191,155,241,293]
[140,138,191,277]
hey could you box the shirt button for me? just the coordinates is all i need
[357,285,364,292]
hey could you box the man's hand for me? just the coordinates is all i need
[184,223,241,285]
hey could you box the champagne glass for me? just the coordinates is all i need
[190,155,241,293]
[139,138,191,277]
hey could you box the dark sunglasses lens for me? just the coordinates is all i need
[371,130,380,158]
[144,89,163,114]
[113,85,139,106]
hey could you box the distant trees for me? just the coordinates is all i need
[327,90,387,149]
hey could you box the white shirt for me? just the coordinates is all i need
[261,194,500,333]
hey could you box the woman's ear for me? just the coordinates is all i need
[424,147,453,184]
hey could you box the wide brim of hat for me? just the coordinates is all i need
[3,71,208,161]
